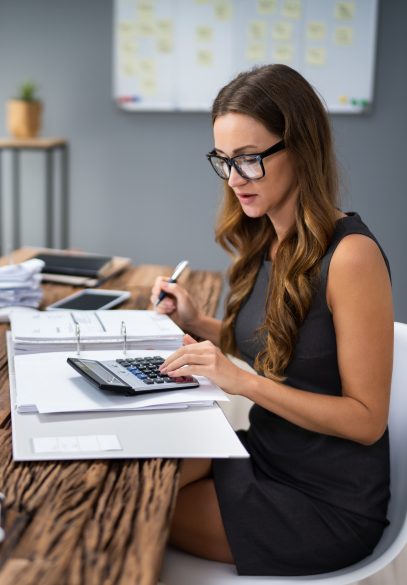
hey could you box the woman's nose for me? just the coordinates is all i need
[228,166,247,188]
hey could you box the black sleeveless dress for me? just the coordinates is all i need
[212,213,390,576]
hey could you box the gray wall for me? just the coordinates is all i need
[1,0,406,320]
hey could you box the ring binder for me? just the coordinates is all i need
[75,323,81,356]
[9,309,186,355]
[121,321,127,356]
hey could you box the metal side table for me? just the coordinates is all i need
[0,137,69,251]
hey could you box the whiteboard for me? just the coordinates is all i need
[113,0,379,113]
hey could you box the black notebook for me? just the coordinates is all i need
[33,253,113,278]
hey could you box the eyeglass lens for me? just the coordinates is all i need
[211,155,263,180]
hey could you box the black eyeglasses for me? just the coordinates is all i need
[206,140,285,181]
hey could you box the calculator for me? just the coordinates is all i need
[67,356,200,396]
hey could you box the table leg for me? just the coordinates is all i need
[0,150,2,255]
[11,149,21,250]
[61,144,69,247]
[45,149,53,247]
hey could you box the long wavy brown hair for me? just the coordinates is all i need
[213,64,339,381]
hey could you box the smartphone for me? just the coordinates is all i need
[46,289,131,310]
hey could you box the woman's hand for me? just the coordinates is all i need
[151,277,199,331]
[160,334,244,395]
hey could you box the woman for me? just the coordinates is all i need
[151,64,393,576]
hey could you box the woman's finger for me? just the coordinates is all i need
[161,352,209,374]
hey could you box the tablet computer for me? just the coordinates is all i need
[46,289,131,310]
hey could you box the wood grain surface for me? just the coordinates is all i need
[0,259,223,585]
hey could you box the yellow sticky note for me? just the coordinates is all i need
[137,4,154,20]
[196,49,214,66]
[136,20,156,37]
[140,77,157,97]
[334,26,353,45]
[305,47,326,66]
[157,37,173,53]
[122,39,137,53]
[248,21,267,39]
[214,0,233,21]
[334,2,355,20]
[272,44,294,63]
[272,22,292,41]
[138,58,156,75]
[339,95,349,105]
[119,21,135,34]
[196,26,213,42]
[122,60,137,77]
[157,19,173,35]
[307,21,326,41]
[282,0,302,19]
[246,43,267,61]
[257,0,277,15]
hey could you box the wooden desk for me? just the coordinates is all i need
[0,261,223,585]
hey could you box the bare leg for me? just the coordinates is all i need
[178,458,212,488]
[170,478,234,563]
[169,458,234,562]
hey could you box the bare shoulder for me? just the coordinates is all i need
[327,234,392,312]
[330,233,388,275]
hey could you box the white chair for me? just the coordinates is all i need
[160,322,407,585]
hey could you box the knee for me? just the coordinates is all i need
[178,458,212,489]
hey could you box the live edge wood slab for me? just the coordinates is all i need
[0,256,223,585]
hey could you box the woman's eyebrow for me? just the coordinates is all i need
[214,144,259,156]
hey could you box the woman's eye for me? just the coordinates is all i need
[239,156,257,165]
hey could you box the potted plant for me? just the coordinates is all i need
[7,82,43,138]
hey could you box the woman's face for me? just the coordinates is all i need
[213,112,299,224]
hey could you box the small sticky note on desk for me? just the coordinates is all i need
[32,435,122,454]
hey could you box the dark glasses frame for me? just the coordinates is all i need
[206,140,285,180]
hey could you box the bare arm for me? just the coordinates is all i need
[185,314,222,345]
[161,235,394,445]
[151,278,222,345]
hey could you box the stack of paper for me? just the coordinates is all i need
[8,309,230,418]
[11,347,228,414]
[0,259,45,309]
[10,309,185,354]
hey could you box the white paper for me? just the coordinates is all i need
[14,348,229,414]
[33,434,122,454]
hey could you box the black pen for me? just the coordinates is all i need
[155,260,189,306]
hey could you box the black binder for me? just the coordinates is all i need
[33,253,112,278]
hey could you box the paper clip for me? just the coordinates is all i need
[0,492,5,543]
[121,321,127,356]
[75,323,81,356]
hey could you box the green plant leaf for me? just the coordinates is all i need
[18,82,39,101]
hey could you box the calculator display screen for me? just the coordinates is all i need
[76,360,127,386]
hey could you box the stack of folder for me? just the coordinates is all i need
[8,309,228,415]
[10,309,185,353]
[31,250,131,287]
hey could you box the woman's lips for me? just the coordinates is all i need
[236,193,258,203]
